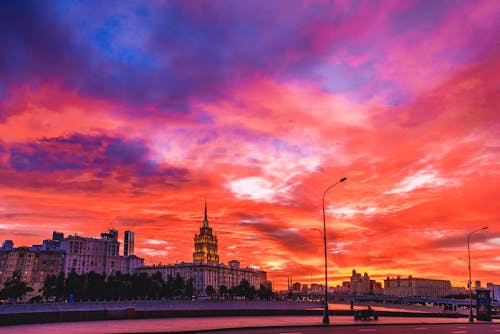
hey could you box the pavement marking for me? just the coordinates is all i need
[358,330,377,332]
[451,332,468,334]
[279,332,302,334]
[413,328,428,330]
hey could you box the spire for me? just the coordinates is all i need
[203,197,209,227]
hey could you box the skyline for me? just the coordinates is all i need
[0,1,499,290]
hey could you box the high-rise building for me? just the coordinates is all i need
[124,230,135,256]
[137,200,266,296]
[193,199,219,264]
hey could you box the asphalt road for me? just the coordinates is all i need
[208,324,500,334]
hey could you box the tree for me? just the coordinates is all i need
[184,277,193,299]
[55,272,65,300]
[165,275,174,299]
[131,272,149,298]
[173,273,185,299]
[205,285,215,298]
[233,279,256,300]
[0,271,33,302]
[41,274,60,300]
[219,285,228,300]
[85,272,106,300]
[65,271,83,300]
[148,272,165,299]
[258,284,274,300]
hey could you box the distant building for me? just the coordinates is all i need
[335,270,379,295]
[124,230,135,256]
[52,231,64,241]
[384,275,451,297]
[0,247,64,301]
[487,283,500,302]
[193,199,219,264]
[121,255,144,275]
[42,231,64,251]
[350,269,371,294]
[450,286,468,295]
[59,229,143,277]
[137,200,266,296]
[262,280,272,291]
[292,282,301,293]
[309,283,324,294]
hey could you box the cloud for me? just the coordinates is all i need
[0,1,498,289]
[386,167,459,195]
[1,133,189,191]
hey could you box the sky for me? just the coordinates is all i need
[0,0,499,290]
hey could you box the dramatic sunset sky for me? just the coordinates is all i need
[0,1,499,289]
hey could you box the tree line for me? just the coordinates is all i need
[0,270,273,302]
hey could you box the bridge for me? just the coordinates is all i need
[294,293,500,308]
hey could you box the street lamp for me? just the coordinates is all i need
[321,177,347,325]
[467,226,488,323]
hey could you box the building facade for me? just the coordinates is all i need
[59,229,143,277]
[384,275,451,297]
[0,229,144,300]
[60,232,120,277]
[138,261,265,295]
[138,202,266,296]
[0,247,64,300]
[350,269,383,295]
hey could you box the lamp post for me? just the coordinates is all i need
[321,177,347,325]
[467,226,488,323]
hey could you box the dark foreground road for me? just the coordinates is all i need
[207,323,499,334]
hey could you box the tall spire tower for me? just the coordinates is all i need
[193,199,219,264]
[203,197,209,227]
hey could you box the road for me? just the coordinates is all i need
[208,324,500,334]
[0,316,498,334]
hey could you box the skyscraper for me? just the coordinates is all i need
[138,200,266,295]
[124,230,135,256]
[193,199,219,264]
